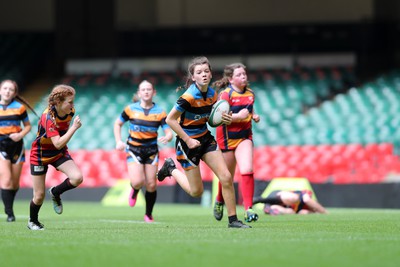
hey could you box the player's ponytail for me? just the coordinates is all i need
[0,79,38,117]
[212,77,230,91]
[15,95,38,117]
[212,63,248,92]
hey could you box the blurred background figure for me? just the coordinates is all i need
[0,79,34,222]
[113,80,172,223]
[253,190,327,215]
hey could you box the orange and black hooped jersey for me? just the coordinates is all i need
[119,102,169,147]
[0,99,29,137]
[290,190,313,213]
[174,84,217,139]
[216,86,255,150]
[30,107,75,165]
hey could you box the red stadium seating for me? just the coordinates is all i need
[18,142,400,187]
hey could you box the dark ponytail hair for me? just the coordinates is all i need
[176,56,212,92]
[0,79,38,117]
[212,63,247,91]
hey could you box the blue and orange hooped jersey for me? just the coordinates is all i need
[216,86,255,150]
[30,107,75,165]
[174,84,217,139]
[0,99,29,137]
[119,102,169,147]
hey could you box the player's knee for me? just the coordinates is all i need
[190,188,203,198]
[70,173,83,186]
[0,174,12,188]
[218,171,232,184]
[146,182,157,192]
[0,180,12,188]
[34,191,45,204]
[220,175,234,190]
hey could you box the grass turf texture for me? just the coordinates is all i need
[1,201,400,267]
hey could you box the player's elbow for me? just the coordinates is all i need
[165,116,173,126]
[52,142,65,150]
[189,188,203,198]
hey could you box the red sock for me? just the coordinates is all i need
[241,173,254,210]
[216,181,224,203]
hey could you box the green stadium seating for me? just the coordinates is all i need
[20,67,400,186]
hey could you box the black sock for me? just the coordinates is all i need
[29,200,42,222]
[131,185,140,199]
[228,215,238,224]
[1,189,18,216]
[145,190,157,216]
[52,178,76,196]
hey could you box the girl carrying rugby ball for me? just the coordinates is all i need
[156,56,251,228]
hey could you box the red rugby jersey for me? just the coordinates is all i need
[216,87,255,150]
[30,107,74,165]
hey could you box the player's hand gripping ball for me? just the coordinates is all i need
[208,100,230,127]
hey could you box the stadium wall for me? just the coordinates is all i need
[16,183,400,209]
[65,53,356,75]
[0,0,373,31]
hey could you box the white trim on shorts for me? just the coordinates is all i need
[127,149,159,165]
[177,140,197,167]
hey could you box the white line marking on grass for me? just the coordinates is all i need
[0,214,29,219]
[99,219,161,224]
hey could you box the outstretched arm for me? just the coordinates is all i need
[113,118,126,150]
[158,128,173,145]
[303,195,328,214]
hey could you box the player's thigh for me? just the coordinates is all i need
[0,160,12,187]
[222,150,236,176]
[10,163,23,187]
[184,167,204,195]
[144,164,157,190]
[234,139,254,173]
[280,191,300,205]
[57,160,83,182]
[203,150,231,183]
[127,162,145,182]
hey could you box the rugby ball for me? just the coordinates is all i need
[208,99,230,127]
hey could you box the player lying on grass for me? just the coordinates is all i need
[253,190,328,215]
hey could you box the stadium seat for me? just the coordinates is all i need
[18,67,400,187]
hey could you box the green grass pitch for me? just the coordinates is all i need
[1,201,400,267]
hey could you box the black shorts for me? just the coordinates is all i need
[266,190,304,212]
[126,145,159,165]
[175,132,218,170]
[30,154,72,176]
[0,137,25,164]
